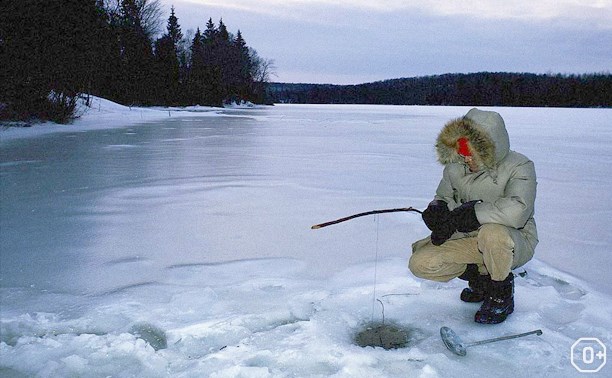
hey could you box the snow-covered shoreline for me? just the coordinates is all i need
[0,96,258,143]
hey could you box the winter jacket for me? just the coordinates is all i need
[426,108,538,267]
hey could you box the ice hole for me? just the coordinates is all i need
[354,322,420,350]
[129,322,167,351]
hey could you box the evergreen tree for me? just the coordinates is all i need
[154,35,179,105]
[216,19,239,102]
[189,28,204,69]
[197,19,224,106]
[187,28,204,104]
[117,0,156,105]
[217,19,230,42]
[234,30,254,101]
[203,18,217,43]
[89,1,119,103]
[154,6,183,105]
[166,6,183,46]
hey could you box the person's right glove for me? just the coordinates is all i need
[422,200,449,230]
[422,200,455,246]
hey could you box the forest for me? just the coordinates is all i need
[0,0,275,123]
[267,72,611,108]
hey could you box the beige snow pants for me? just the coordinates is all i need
[409,223,534,282]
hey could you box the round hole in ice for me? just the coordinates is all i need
[354,322,420,350]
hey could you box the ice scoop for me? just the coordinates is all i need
[440,326,542,356]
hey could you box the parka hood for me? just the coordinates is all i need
[436,108,510,170]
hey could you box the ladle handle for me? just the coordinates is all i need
[466,329,542,347]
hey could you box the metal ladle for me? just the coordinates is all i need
[440,326,543,356]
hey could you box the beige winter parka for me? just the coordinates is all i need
[419,108,538,268]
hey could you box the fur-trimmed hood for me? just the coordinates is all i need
[436,108,510,171]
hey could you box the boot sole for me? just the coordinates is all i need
[474,305,514,324]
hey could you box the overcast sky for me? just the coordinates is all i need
[164,0,612,84]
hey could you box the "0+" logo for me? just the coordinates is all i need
[571,337,607,373]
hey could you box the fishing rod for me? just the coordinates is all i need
[311,207,423,229]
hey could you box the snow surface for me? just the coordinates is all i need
[1,99,611,377]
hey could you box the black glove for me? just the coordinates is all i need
[430,222,456,246]
[451,200,481,233]
[422,200,455,246]
[422,200,450,232]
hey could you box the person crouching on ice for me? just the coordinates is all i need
[409,108,538,324]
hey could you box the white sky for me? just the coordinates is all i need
[165,0,612,84]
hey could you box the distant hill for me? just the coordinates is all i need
[266,72,611,107]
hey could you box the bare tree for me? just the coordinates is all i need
[102,0,163,39]
[138,0,163,39]
[249,48,276,83]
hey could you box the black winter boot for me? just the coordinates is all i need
[458,264,489,303]
[474,273,514,324]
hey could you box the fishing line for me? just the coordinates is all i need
[371,214,380,323]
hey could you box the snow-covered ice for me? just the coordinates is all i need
[1,100,611,377]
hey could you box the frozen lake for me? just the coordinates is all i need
[2,104,610,294]
[1,104,611,377]
[0,105,465,295]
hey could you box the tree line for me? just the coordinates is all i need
[267,72,611,108]
[0,0,275,124]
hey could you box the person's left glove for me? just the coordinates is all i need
[430,222,456,246]
[451,200,481,233]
